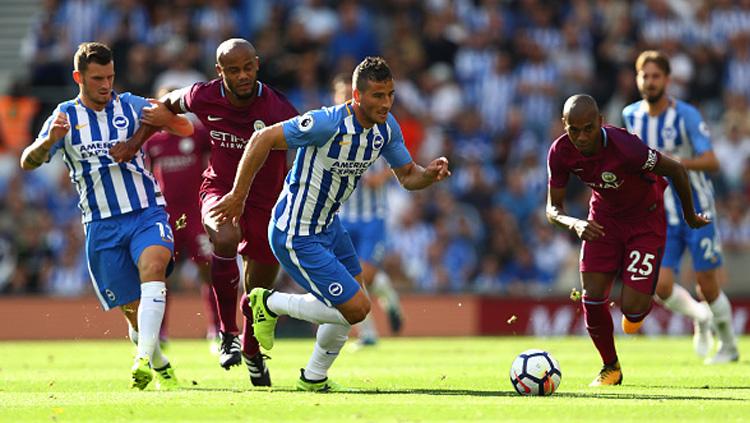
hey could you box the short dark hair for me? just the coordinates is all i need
[74,42,113,73]
[635,50,671,76]
[352,56,392,92]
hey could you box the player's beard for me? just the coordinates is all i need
[231,80,256,100]
[643,87,665,104]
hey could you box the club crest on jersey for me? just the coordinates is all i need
[660,127,677,143]
[601,172,617,183]
[178,137,194,154]
[253,120,266,132]
[113,115,128,130]
[329,282,343,296]
[105,289,116,302]
[298,114,314,132]
[372,134,384,150]
[699,121,710,137]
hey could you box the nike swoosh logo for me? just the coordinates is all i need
[75,123,88,130]
[325,351,339,356]
[630,276,649,281]
[153,299,165,303]
[207,115,223,121]
[572,168,584,172]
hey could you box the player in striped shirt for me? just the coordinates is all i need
[210,57,450,391]
[623,50,739,364]
[20,42,193,390]
[332,74,403,346]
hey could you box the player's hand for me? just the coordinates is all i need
[572,219,605,241]
[140,99,173,127]
[686,212,711,229]
[425,156,451,182]
[109,140,139,162]
[47,112,70,143]
[208,191,246,227]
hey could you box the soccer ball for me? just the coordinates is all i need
[509,349,562,396]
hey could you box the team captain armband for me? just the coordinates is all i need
[642,149,658,171]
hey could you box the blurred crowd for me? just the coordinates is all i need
[3,0,750,299]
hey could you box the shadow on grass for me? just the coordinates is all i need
[183,386,745,401]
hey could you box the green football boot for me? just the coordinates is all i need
[130,356,153,390]
[154,362,179,391]
[295,369,356,393]
[249,288,278,350]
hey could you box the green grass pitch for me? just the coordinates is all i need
[2,336,748,422]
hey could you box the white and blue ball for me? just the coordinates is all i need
[509,349,562,396]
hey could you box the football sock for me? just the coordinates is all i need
[128,324,168,369]
[267,292,351,325]
[137,282,168,366]
[357,313,378,341]
[371,271,399,309]
[201,283,220,338]
[240,293,260,357]
[211,253,240,334]
[304,323,350,381]
[582,295,618,365]
[709,291,737,346]
[661,284,709,321]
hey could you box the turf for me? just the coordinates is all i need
[1,336,748,422]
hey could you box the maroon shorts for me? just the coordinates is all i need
[167,206,210,265]
[580,210,666,295]
[200,187,277,265]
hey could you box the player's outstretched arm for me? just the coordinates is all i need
[392,157,451,191]
[546,186,605,241]
[20,112,69,170]
[141,99,194,137]
[652,155,710,229]
[209,123,289,225]
[676,150,720,172]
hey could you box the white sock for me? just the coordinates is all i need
[128,323,169,369]
[267,292,350,325]
[304,323,350,381]
[661,284,710,321]
[357,313,378,341]
[137,282,167,366]
[371,271,400,309]
[709,291,737,347]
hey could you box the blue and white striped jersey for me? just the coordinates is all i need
[622,99,716,225]
[338,158,389,223]
[40,92,165,223]
[275,103,412,236]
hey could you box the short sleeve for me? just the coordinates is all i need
[680,103,712,155]
[37,103,68,160]
[177,85,197,113]
[380,114,413,169]
[622,132,661,173]
[120,92,151,118]
[282,107,339,148]
[547,141,570,188]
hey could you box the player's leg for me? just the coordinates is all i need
[236,205,280,385]
[191,227,220,353]
[686,227,738,363]
[201,191,243,369]
[581,271,621,386]
[654,225,713,356]
[131,206,178,390]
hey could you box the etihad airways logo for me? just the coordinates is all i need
[209,130,250,149]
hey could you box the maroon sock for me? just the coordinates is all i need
[240,293,260,357]
[582,295,618,366]
[201,283,220,338]
[211,253,240,334]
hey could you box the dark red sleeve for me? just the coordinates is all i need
[547,140,570,188]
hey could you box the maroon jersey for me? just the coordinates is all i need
[548,125,667,221]
[180,79,299,210]
[144,123,211,207]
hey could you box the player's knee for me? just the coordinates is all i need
[211,233,241,256]
[344,301,371,325]
[654,281,672,301]
[138,258,170,281]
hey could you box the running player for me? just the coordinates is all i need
[210,56,450,391]
[623,50,739,364]
[110,39,298,386]
[21,42,193,390]
[546,94,709,386]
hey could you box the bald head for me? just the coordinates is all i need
[561,94,603,156]
[216,38,256,66]
[562,94,599,122]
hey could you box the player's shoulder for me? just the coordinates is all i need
[622,100,644,117]
[53,98,78,114]
[259,82,297,110]
[549,132,570,151]
[674,99,703,120]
